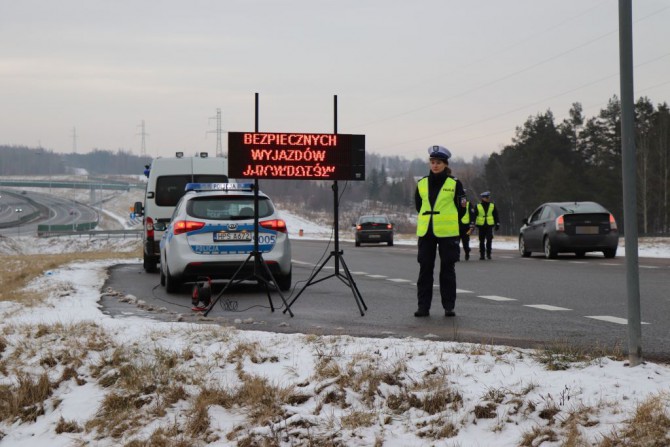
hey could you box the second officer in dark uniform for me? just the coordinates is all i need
[414,145,467,317]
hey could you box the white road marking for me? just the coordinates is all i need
[387,278,412,283]
[585,316,650,325]
[640,265,659,269]
[457,289,474,294]
[478,295,517,302]
[524,304,571,311]
[349,271,368,275]
[366,274,387,279]
[569,261,587,264]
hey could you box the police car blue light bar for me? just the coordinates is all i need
[185,183,254,192]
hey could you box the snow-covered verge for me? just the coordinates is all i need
[0,257,669,446]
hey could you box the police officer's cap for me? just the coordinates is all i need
[427,145,451,161]
[480,191,491,198]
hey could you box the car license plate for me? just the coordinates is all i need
[369,234,380,238]
[213,231,252,242]
[575,226,599,235]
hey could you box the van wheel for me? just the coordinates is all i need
[143,256,158,273]
[160,267,166,286]
[165,265,181,293]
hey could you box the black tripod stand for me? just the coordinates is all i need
[284,180,367,316]
[204,179,293,317]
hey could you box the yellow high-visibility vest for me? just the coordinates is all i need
[461,201,471,224]
[416,177,459,237]
[476,203,495,226]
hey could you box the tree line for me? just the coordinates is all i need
[2,95,669,236]
[267,96,669,236]
[0,146,151,176]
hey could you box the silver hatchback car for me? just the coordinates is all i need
[159,183,292,293]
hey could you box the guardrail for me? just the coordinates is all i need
[0,180,132,191]
[37,229,142,239]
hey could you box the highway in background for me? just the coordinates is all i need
[0,189,98,237]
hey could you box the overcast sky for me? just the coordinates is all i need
[1,0,669,161]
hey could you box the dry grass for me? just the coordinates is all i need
[0,250,140,305]
[599,393,670,446]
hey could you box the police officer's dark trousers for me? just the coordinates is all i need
[417,232,459,312]
[459,226,471,258]
[478,225,493,258]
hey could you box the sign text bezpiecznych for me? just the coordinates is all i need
[228,132,365,181]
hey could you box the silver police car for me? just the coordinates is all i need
[159,183,292,293]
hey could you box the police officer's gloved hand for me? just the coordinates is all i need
[494,224,500,231]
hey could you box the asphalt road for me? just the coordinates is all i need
[104,238,670,362]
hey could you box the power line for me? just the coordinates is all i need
[351,3,670,133]
[372,52,670,152]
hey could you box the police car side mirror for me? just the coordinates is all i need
[134,201,144,217]
[522,218,529,225]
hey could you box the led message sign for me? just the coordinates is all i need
[228,132,365,181]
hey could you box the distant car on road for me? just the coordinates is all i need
[519,201,618,259]
[159,183,292,293]
[354,215,393,247]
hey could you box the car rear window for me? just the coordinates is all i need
[155,175,229,207]
[360,216,389,224]
[559,203,607,214]
[187,196,274,220]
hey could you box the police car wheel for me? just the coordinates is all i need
[276,269,292,292]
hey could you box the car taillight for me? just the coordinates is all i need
[173,220,205,235]
[356,224,362,230]
[555,215,565,232]
[387,224,392,229]
[609,214,618,230]
[260,219,287,233]
[146,217,154,239]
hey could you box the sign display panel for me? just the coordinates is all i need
[228,132,365,180]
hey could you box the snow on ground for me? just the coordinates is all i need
[0,206,669,445]
[1,241,669,446]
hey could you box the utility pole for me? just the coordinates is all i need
[137,120,148,156]
[207,108,224,157]
[71,127,77,154]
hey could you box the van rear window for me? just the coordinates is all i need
[156,175,228,206]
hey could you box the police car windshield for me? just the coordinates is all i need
[187,197,274,220]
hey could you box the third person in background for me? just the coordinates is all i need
[475,191,500,260]
[459,190,475,261]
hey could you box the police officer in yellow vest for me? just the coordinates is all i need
[414,145,468,318]
[475,191,500,260]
